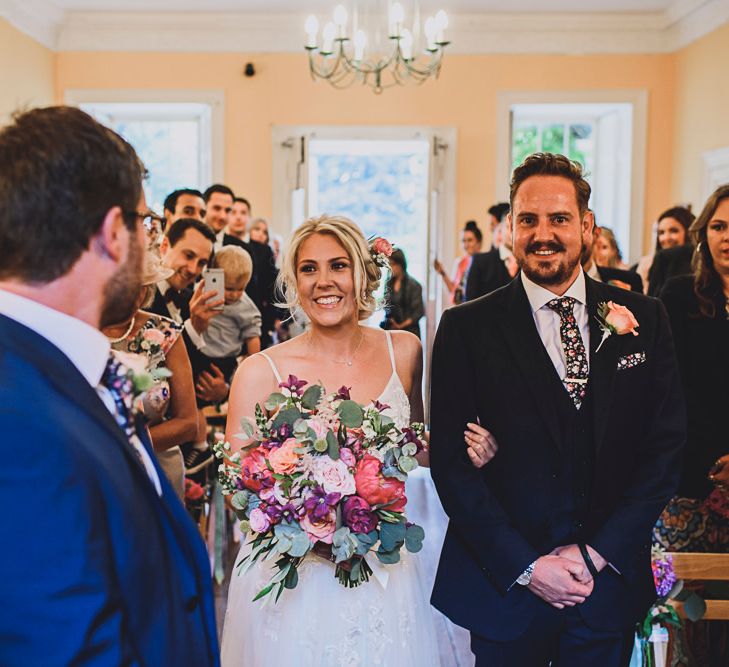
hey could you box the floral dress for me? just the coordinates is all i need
[113,314,184,496]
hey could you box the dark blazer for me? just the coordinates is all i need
[148,284,192,322]
[465,247,511,301]
[382,274,425,338]
[648,245,695,297]
[430,276,685,640]
[596,265,644,293]
[660,274,729,499]
[0,315,219,666]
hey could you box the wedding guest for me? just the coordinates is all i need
[249,216,270,244]
[0,105,218,665]
[487,202,510,241]
[655,184,729,665]
[464,221,516,301]
[381,248,425,339]
[103,249,198,500]
[582,224,643,292]
[203,183,236,251]
[163,187,206,226]
[188,245,262,389]
[434,220,483,304]
[634,206,694,294]
[594,226,628,269]
[228,196,251,243]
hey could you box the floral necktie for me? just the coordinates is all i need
[100,354,137,440]
[546,296,589,409]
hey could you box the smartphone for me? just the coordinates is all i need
[203,268,225,310]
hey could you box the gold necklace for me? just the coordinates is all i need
[308,328,365,367]
[107,316,136,344]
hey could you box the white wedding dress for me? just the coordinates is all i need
[220,331,455,667]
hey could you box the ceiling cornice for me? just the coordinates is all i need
[2,0,728,55]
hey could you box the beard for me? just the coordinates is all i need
[100,234,144,328]
[518,240,584,287]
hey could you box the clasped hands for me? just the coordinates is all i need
[527,544,607,609]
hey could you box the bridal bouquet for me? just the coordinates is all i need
[213,375,427,602]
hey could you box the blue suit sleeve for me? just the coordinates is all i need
[0,417,142,666]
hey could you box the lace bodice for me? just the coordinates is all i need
[259,329,411,428]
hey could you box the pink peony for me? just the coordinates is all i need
[343,496,378,534]
[239,446,273,493]
[310,456,356,496]
[249,507,271,533]
[372,237,393,257]
[354,454,406,512]
[604,301,639,336]
[268,438,302,475]
[308,417,330,442]
[300,507,337,544]
[142,328,166,345]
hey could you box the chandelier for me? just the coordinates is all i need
[304,1,450,94]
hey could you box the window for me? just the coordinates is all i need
[65,92,223,213]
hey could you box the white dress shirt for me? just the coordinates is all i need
[520,269,591,382]
[0,289,162,495]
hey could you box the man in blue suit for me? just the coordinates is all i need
[0,107,219,666]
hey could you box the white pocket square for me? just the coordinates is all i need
[617,351,646,370]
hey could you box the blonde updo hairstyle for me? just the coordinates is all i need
[277,215,383,321]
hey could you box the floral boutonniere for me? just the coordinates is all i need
[112,350,171,415]
[595,301,639,352]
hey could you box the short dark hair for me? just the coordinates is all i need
[164,188,204,214]
[487,203,510,223]
[203,184,235,203]
[233,196,251,211]
[509,153,591,217]
[166,217,216,248]
[0,106,145,283]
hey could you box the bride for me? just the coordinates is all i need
[220,215,495,667]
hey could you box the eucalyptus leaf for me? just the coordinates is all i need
[354,531,378,556]
[381,464,407,482]
[398,455,418,474]
[284,565,299,589]
[314,439,328,453]
[302,384,323,410]
[289,532,312,558]
[272,406,303,430]
[326,431,340,460]
[405,524,425,553]
[231,491,250,511]
[376,546,401,565]
[293,418,309,437]
[379,518,407,551]
[338,400,364,428]
[401,442,417,457]
[264,392,288,411]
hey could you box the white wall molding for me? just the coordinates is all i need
[2,0,727,55]
[703,146,729,198]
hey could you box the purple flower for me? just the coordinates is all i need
[280,375,307,396]
[336,386,352,400]
[278,423,292,440]
[303,485,341,521]
[343,496,378,534]
[265,501,301,524]
[372,400,390,412]
[652,555,677,597]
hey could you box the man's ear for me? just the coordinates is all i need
[95,206,126,263]
[583,210,595,242]
[506,213,514,247]
[159,234,170,257]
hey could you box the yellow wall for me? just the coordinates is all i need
[56,50,676,251]
[673,21,729,210]
[0,19,55,123]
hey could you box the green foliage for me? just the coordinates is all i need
[338,400,364,428]
[302,385,323,410]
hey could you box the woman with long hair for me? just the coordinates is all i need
[434,220,483,304]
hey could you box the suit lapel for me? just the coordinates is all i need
[0,315,156,487]
[496,279,564,451]
[586,278,621,454]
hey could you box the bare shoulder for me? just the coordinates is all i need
[387,329,423,370]
[231,352,277,393]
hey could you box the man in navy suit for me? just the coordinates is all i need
[430,153,685,666]
[0,106,219,666]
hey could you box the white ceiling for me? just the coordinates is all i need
[44,0,676,12]
[4,0,729,53]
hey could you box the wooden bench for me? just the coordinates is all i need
[669,552,729,620]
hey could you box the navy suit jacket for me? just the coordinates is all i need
[0,314,219,666]
[430,276,685,640]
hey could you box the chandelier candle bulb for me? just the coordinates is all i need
[322,21,336,53]
[400,29,413,60]
[354,29,366,61]
[305,14,319,48]
[333,4,348,38]
[424,16,437,50]
[389,2,404,37]
[435,9,448,43]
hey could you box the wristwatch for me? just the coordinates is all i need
[516,560,536,586]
